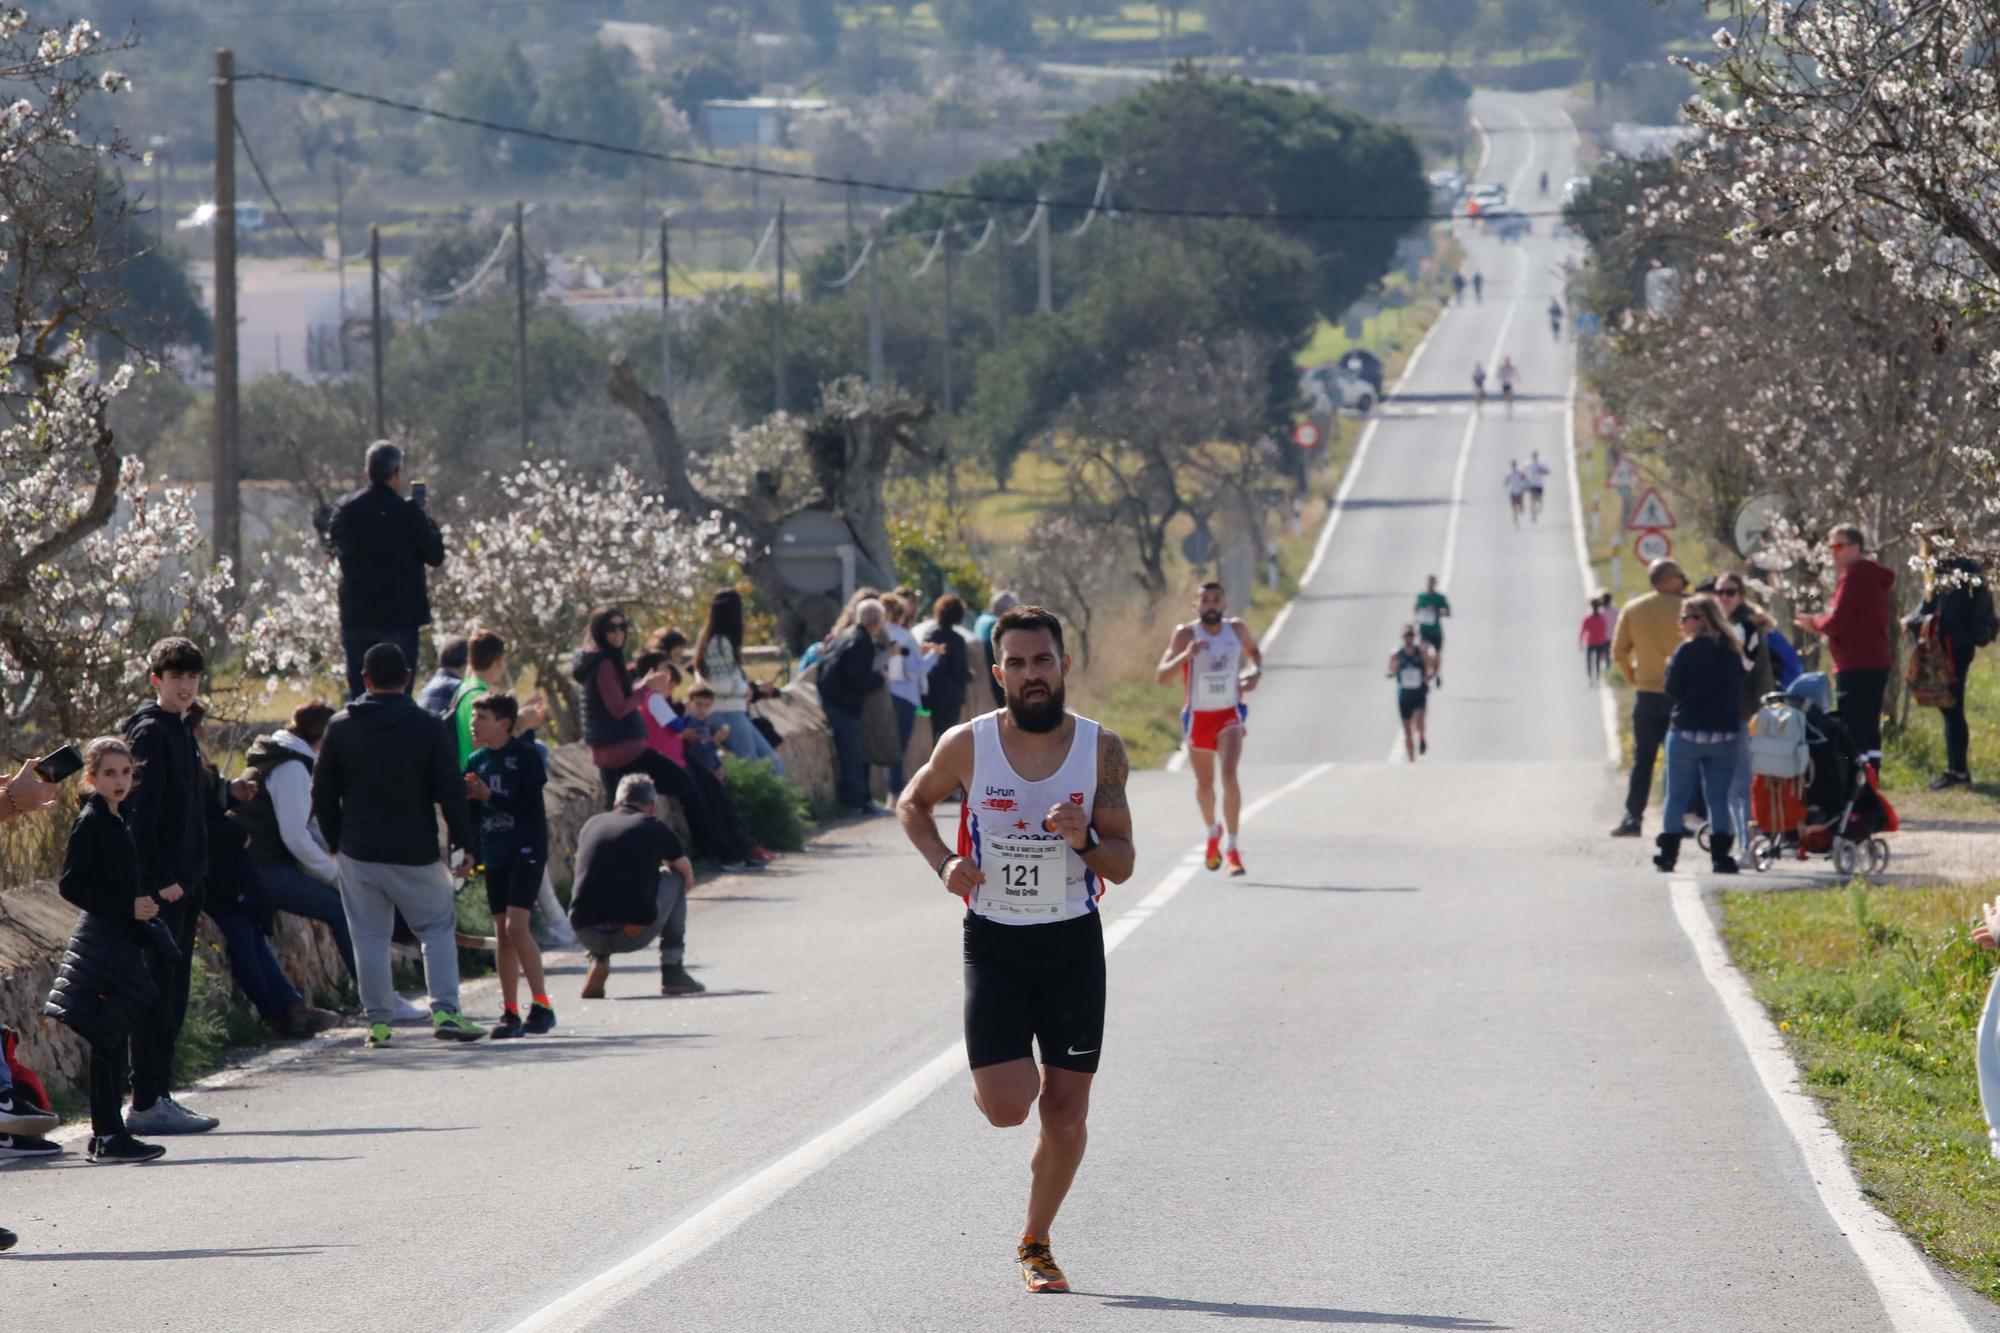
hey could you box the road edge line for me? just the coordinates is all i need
[505,764,1336,1331]
[1667,877,1977,1333]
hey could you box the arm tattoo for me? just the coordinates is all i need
[1093,732,1130,811]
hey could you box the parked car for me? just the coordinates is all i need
[176,201,265,233]
[1337,349,1384,395]
[1300,361,1376,415]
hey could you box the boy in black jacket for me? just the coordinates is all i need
[119,637,220,1136]
[465,693,554,1037]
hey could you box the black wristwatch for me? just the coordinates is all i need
[1075,827,1100,855]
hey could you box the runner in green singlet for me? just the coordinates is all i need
[1413,576,1451,691]
[1387,627,1438,761]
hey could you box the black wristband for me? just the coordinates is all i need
[936,851,956,880]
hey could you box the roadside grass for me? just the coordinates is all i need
[1721,878,2000,1301]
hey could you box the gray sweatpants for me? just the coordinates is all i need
[337,855,462,1025]
[572,871,687,967]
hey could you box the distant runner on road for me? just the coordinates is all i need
[1471,362,1487,410]
[1389,627,1438,760]
[1504,461,1530,529]
[898,605,1136,1296]
[1155,581,1263,875]
[1525,450,1552,523]
[1413,575,1451,691]
[1498,355,1517,415]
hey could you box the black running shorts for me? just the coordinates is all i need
[484,856,545,916]
[962,910,1105,1075]
[1398,688,1429,720]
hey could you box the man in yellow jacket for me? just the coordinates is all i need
[1611,558,1688,836]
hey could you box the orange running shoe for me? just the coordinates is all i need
[1204,834,1222,871]
[1226,849,1245,877]
[1018,1237,1069,1293]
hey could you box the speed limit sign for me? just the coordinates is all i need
[1633,528,1672,562]
[1291,420,1323,449]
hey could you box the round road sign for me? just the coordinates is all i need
[1291,420,1323,449]
[1633,528,1672,563]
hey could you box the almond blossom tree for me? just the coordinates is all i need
[233,458,745,731]
[1,10,234,740]
[1684,3,2000,306]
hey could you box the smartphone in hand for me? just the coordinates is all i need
[410,480,428,511]
[34,745,83,783]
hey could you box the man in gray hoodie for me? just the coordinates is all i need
[312,642,487,1047]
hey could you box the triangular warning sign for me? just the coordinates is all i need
[1626,487,1677,531]
[1606,455,1640,488]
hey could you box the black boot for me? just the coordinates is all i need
[1652,832,1682,872]
[1710,833,1739,875]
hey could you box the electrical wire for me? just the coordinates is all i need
[233,116,321,258]
[233,70,1585,225]
[117,0,621,24]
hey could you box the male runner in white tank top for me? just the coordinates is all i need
[1155,580,1262,875]
[898,605,1135,1295]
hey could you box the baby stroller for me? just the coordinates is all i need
[1747,672,1898,875]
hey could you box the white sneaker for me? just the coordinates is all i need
[124,1095,218,1135]
[391,995,431,1026]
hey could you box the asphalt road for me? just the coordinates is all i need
[7,92,1997,1333]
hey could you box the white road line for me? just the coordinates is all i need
[1667,878,1978,1333]
[1542,105,1622,768]
[506,764,1336,1332]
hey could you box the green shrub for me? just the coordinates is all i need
[723,756,813,851]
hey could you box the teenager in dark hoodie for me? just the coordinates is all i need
[119,637,219,1136]
[312,642,487,1048]
[47,737,169,1164]
[570,605,756,869]
[1794,524,1896,768]
[1905,529,1992,789]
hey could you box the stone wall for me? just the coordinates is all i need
[0,684,837,1101]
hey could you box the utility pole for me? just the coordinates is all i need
[866,223,883,393]
[773,200,788,411]
[990,211,1005,349]
[369,224,384,437]
[1036,195,1053,316]
[659,212,672,399]
[844,179,856,266]
[212,48,240,591]
[941,228,955,415]
[514,199,530,449]
[151,136,166,243]
[333,153,348,371]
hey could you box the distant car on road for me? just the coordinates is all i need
[1300,361,1376,415]
[176,201,265,233]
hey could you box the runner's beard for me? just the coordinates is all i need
[1006,679,1067,733]
[1199,609,1224,626]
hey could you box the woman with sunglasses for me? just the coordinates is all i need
[571,606,759,870]
[1709,575,1776,843]
[1655,593,1749,874]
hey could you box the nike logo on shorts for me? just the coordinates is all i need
[1067,1046,1097,1057]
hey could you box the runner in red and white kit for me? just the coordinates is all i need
[1155,580,1263,875]
[898,605,1135,1295]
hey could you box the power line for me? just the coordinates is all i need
[233,69,1585,226]
[234,116,321,258]
[117,0,620,24]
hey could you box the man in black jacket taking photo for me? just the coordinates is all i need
[312,643,487,1047]
[324,440,446,701]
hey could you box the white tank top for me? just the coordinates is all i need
[1183,622,1244,713]
[958,711,1102,925]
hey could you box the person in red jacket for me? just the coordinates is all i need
[1793,523,1896,766]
